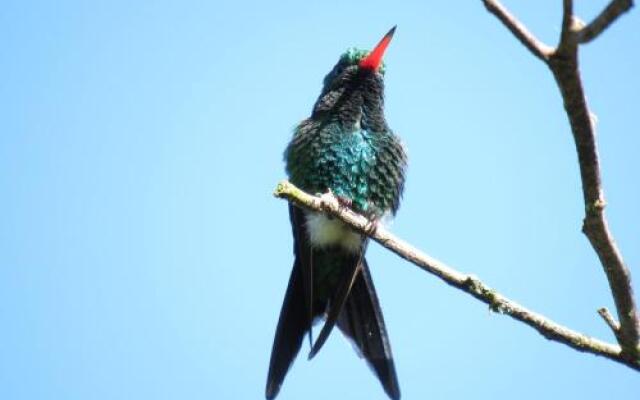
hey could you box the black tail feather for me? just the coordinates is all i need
[337,259,400,400]
[265,258,307,400]
[308,251,361,359]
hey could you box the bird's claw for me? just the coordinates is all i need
[320,189,353,210]
[336,196,353,209]
[363,216,379,237]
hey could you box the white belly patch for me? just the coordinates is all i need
[305,212,362,253]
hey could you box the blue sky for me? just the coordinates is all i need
[1,1,639,399]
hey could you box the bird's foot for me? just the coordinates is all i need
[320,189,353,211]
[335,195,353,209]
[363,214,379,237]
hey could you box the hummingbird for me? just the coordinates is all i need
[266,27,407,400]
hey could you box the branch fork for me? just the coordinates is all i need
[482,0,639,359]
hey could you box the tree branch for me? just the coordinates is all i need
[483,0,639,358]
[599,307,622,336]
[578,0,634,44]
[559,0,575,51]
[273,180,640,372]
[482,0,553,61]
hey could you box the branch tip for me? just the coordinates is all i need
[273,180,289,198]
[578,0,634,44]
[482,0,553,61]
[599,307,621,333]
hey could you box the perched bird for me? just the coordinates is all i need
[266,27,407,400]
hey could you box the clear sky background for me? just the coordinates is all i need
[1,1,639,399]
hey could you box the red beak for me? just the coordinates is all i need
[359,26,396,70]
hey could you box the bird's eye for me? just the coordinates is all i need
[322,61,349,88]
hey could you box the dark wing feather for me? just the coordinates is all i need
[337,258,400,400]
[265,205,314,399]
[265,257,306,400]
[289,205,314,346]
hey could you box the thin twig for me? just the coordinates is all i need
[273,181,640,372]
[481,0,553,62]
[484,0,639,358]
[599,307,622,334]
[578,0,634,44]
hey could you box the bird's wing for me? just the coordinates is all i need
[337,258,400,400]
[265,256,305,400]
[290,204,315,345]
[265,204,314,399]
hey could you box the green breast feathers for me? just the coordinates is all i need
[285,119,406,217]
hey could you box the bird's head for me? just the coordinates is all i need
[312,27,396,131]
